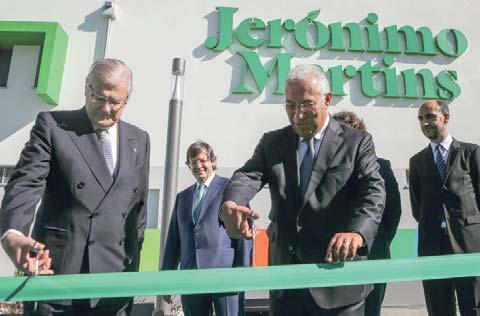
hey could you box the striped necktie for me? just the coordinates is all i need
[299,138,315,196]
[98,130,115,176]
[435,144,447,181]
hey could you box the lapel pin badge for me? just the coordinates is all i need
[133,148,137,152]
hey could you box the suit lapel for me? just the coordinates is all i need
[282,127,301,210]
[184,185,195,224]
[424,145,443,185]
[197,175,221,224]
[444,139,460,182]
[112,121,137,185]
[65,108,113,192]
[302,119,344,209]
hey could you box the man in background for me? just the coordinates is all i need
[333,111,401,316]
[0,58,150,316]
[162,141,251,316]
[409,100,480,316]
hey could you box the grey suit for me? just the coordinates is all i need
[0,108,150,309]
[409,139,480,315]
[223,118,385,311]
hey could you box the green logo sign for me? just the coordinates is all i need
[204,7,467,100]
[0,21,68,105]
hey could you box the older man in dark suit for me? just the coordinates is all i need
[220,65,385,316]
[162,141,251,316]
[409,100,480,316]
[0,59,150,316]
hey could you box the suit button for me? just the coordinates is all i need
[77,182,85,189]
[89,212,98,219]
[122,212,128,218]
[119,239,125,245]
[133,187,138,193]
[88,240,95,246]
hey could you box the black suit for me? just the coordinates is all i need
[223,119,385,315]
[409,139,480,315]
[365,158,401,316]
[0,108,150,314]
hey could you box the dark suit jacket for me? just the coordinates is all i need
[0,108,150,303]
[368,158,401,260]
[222,119,385,309]
[409,139,480,256]
[162,175,251,271]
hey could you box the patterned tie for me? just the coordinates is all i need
[435,145,447,181]
[98,130,115,176]
[192,184,206,224]
[299,138,315,196]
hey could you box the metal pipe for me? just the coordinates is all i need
[102,1,116,58]
[156,58,186,315]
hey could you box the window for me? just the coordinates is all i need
[0,49,13,87]
[0,166,14,185]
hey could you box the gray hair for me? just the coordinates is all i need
[287,64,331,96]
[86,58,133,96]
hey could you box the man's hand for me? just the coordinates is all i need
[1,233,53,275]
[219,201,259,239]
[162,295,172,304]
[325,232,364,263]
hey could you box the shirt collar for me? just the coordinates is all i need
[197,172,215,189]
[430,134,453,151]
[299,114,330,142]
[92,122,118,135]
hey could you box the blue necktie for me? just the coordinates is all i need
[98,130,114,176]
[299,138,315,196]
[192,184,206,224]
[435,145,447,181]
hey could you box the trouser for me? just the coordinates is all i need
[269,288,365,316]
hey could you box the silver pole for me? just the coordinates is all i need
[156,58,186,315]
[101,1,116,58]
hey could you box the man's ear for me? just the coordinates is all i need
[324,92,333,107]
[444,113,450,124]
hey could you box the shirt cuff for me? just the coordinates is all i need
[1,229,25,241]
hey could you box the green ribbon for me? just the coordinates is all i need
[1,253,480,302]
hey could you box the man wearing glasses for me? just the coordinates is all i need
[220,65,385,316]
[0,59,150,315]
[162,141,251,316]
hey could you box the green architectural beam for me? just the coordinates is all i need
[0,21,68,105]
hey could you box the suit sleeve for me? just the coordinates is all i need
[344,133,386,251]
[380,160,402,244]
[136,131,150,248]
[409,158,421,223]
[0,112,52,236]
[222,134,268,207]
[161,195,181,270]
[469,146,480,211]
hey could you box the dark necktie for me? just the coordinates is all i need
[192,184,206,224]
[299,138,315,196]
[98,130,115,176]
[435,145,447,181]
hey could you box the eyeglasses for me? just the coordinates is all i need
[88,85,127,110]
[186,158,210,167]
[284,100,317,111]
